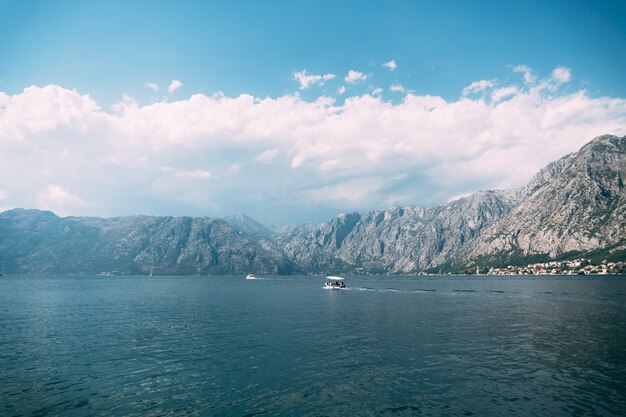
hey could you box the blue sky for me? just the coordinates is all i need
[2,0,625,103]
[1,0,625,224]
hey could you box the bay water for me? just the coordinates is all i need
[1,275,625,416]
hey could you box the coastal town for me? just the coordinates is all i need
[480,259,626,276]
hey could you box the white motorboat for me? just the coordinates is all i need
[323,275,346,289]
[246,274,257,280]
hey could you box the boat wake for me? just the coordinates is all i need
[347,287,437,294]
[344,287,533,297]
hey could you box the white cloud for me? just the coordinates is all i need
[447,192,473,202]
[552,67,571,84]
[255,148,280,164]
[306,177,385,203]
[174,169,213,179]
[513,65,535,84]
[337,86,346,95]
[168,80,183,94]
[527,66,573,94]
[390,84,405,93]
[145,81,159,92]
[1,66,625,223]
[37,185,85,215]
[345,70,368,84]
[160,166,213,179]
[372,88,383,96]
[0,85,100,140]
[383,60,397,71]
[294,70,335,90]
[491,86,518,102]
[462,79,496,96]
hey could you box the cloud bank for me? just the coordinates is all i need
[0,66,625,223]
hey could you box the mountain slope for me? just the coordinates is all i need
[466,134,626,260]
[223,212,277,239]
[278,190,518,273]
[0,210,294,274]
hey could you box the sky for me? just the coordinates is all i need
[1,0,625,224]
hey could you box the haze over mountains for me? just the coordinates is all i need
[1,134,624,275]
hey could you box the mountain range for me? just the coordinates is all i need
[1,134,624,275]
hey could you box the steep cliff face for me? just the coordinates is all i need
[466,134,626,259]
[277,135,625,272]
[278,191,517,273]
[276,213,361,274]
[0,210,294,274]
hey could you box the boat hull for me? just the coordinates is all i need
[323,285,345,290]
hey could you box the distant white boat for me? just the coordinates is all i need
[323,275,346,289]
[246,274,257,280]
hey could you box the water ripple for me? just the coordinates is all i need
[1,275,625,416]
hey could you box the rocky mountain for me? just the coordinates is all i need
[278,134,625,272]
[0,209,294,275]
[465,134,626,261]
[277,191,518,273]
[0,134,623,275]
[223,212,277,239]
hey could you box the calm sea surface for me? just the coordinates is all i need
[1,274,625,416]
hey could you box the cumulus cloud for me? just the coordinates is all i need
[168,80,183,94]
[552,67,571,84]
[383,59,397,71]
[345,70,368,84]
[491,86,518,102]
[462,79,496,96]
[37,185,85,215]
[1,66,625,223]
[513,65,535,84]
[390,84,405,93]
[337,86,346,95]
[294,70,335,90]
[145,81,159,92]
[372,88,383,96]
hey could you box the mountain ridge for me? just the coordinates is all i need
[1,134,624,274]
[466,134,626,261]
